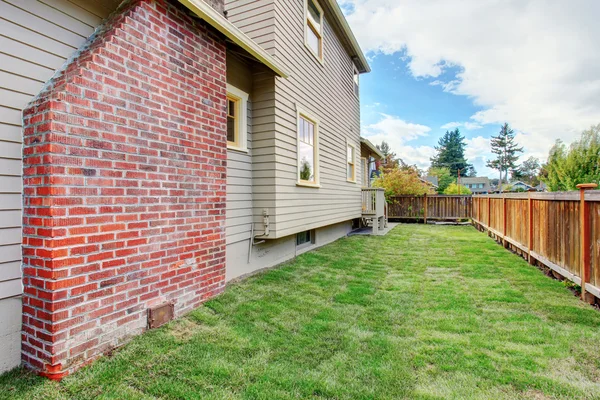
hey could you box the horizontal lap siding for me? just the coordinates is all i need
[269,0,361,238]
[0,0,120,299]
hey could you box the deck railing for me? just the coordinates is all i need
[361,188,386,234]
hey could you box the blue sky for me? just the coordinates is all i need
[340,0,600,178]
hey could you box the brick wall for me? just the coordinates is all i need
[22,0,227,379]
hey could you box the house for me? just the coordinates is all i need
[460,177,492,194]
[508,181,534,192]
[424,176,440,190]
[0,0,373,378]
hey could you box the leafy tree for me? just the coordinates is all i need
[443,183,472,195]
[373,166,435,197]
[427,166,454,194]
[486,123,523,190]
[511,156,541,186]
[541,124,600,191]
[430,129,473,177]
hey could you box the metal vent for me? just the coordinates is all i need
[147,303,174,329]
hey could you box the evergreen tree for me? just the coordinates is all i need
[486,123,523,190]
[511,156,541,186]
[430,129,472,177]
[376,141,399,172]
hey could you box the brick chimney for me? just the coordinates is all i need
[22,0,227,379]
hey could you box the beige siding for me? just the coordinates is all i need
[225,0,363,239]
[0,0,120,300]
[224,0,277,55]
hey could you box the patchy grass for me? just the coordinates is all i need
[2,224,600,399]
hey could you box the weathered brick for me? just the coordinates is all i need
[22,0,226,380]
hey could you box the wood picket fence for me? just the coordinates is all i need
[388,187,600,302]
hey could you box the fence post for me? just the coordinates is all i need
[577,183,598,302]
[423,193,428,225]
[487,196,491,229]
[502,194,507,247]
[528,191,534,265]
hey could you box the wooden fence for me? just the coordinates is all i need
[472,186,600,302]
[388,195,472,222]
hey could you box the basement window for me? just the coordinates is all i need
[296,230,315,247]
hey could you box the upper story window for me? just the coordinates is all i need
[353,65,359,96]
[347,142,356,182]
[297,109,319,187]
[305,0,323,61]
[226,84,248,152]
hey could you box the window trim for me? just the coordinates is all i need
[361,156,368,187]
[353,64,360,98]
[347,141,357,183]
[226,84,249,152]
[304,0,324,63]
[296,106,320,188]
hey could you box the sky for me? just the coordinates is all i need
[339,0,600,178]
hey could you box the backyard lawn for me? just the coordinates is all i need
[2,224,600,399]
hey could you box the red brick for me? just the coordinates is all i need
[21,0,227,379]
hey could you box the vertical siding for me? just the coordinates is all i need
[0,0,120,300]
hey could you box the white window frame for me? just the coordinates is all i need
[296,105,320,188]
[304,0,324,63]
[226,84,249,152]
[347,141,357,183]
[353,65,360,97]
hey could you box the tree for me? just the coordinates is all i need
[443,183,472,195]
[511,156,541,186]
[373,166,435,197]
[376,141,399,173]
[430,129,473,177]
[541,125,600,191]
[427,166,454,194]
[486,123,523,191]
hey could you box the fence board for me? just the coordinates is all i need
[388,195,471,220]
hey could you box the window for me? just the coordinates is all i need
[297,109,319,186]
[305,0,323,61]
[297,230,315,247]
[353,65,359,97]
[361,157,368,187]
[226,84,248,152]
[347,143,356,182]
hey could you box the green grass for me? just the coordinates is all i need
[2,224,600,399]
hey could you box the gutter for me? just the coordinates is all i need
[324,0,370,73]
[178,0,290,78]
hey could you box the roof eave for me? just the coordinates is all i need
[360,137,383,158]
[324,0,370,74]
[178,0,290,78]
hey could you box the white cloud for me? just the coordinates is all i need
[362,114,434,168]
[342,0,600,161]
[440,122,462,130]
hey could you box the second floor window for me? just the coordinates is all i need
[298,113,319,186]
[353,65,359,96]
[306,0,323,61]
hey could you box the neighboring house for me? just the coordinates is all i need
[424,176,439,190]
[508,181,535,192]
[461,177,492,194]
[535,182,548,192]
[0,0,371,378]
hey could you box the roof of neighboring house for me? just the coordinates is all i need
[460,177,491,185]
[510,181,534,188]
[321,0,370,73]
[425,176,439,188]
[178,0,290,78]
[420,177,438,189]
[360,137,384,159]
